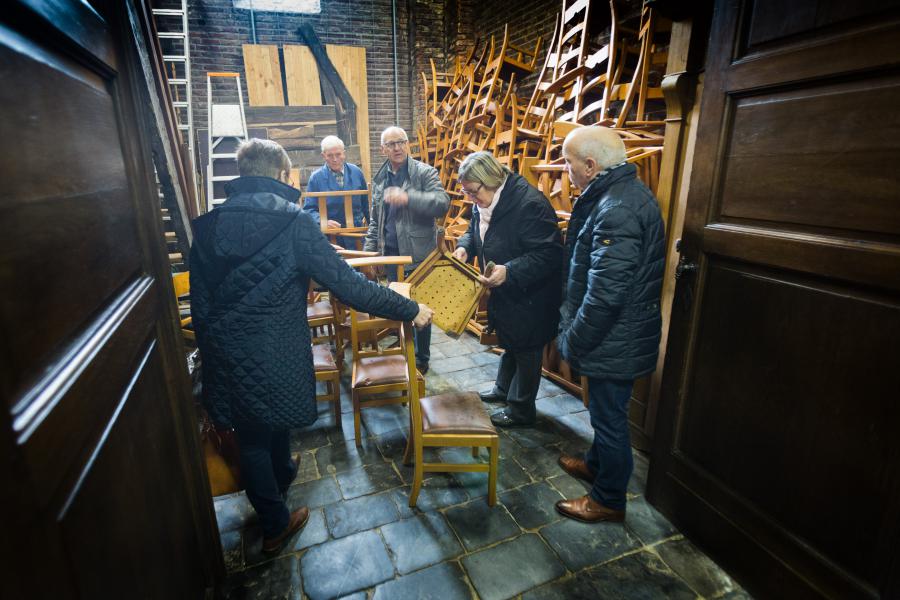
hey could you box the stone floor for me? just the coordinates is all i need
[215,327,751,600]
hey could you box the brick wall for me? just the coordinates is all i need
[187,0,447,177]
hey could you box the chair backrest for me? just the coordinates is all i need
[302,188,372,231]
[172,272,190,298]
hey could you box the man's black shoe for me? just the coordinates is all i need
[479,391,507,404]
[490,410,534,428]
[418,363,429,375]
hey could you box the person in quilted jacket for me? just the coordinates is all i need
[190,139,433,555]
[554,127,666,524]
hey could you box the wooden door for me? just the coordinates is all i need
[647,1,900,598]
[0,1,221,598]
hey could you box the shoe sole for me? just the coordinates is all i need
[554,504,625,524]
[491,419,535,428]
[262,511,310,555]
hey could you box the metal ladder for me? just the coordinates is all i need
[207,72,248,210]
[151,1,196,186]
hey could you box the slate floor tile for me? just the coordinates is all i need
[215,492,256,533]
[390,478,470,514]
[223,554,302,600]
[380,512,464,574]
[315,440,384,475]
[497,457,533,491]
[500,481,564,530]
[293,449,320,484]
[655,537,740,598]
[511,444,567,481]
[624,496,678,545]
[549,411,594,445]
[629,450,650,495]
[470,351,501,366]
[325,492,400,538]
[360,405,407,437]
[436,341,476,358]
[536,393,586,417]
[291,508,329,551]
[504,419,567,449]
[286,476,342,510]
[540,516,641,571]
[462,533,566,600]
[444,365,498,390]
[300,530,394,600]
[429,355,478,374]
[536,380,568,399]
[585,550,697,599]
[547,473,589,500]
[221,529,243,572]
[372,561,471,600]
[522,572,604,600]
[335,594,366,600]
[444,499,521,551]
[290,425,332,452]
[336,461,404,499]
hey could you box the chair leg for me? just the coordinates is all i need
[402,410,414,466]
[331,376,342,427]
[487,437,499,506]
[352,391,362,447]
[409,440,424,507]
[471,446,479,458]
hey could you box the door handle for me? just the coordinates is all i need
[675,256,698,280]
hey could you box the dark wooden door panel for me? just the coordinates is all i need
[677,261,899,583]
[59,342,207,598]
[648,1,900,598]
[1,1,220,596]
[0,29,144,397]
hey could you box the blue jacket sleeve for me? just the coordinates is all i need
[303,171,323,224]
[559,204,642,361]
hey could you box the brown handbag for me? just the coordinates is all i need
[200,419,242,496]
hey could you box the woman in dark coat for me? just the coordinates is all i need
[454,152,563,427]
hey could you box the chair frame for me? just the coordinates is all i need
[302,188,372,250]
[404,391,499,507]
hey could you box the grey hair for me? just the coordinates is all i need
[380,126,408,144]
[320,135,345,153]
[458,151,510,190]
[236,138,291,178]
[563,126,626,170]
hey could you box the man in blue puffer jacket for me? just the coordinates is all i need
[554,126,665,524]
[191,139,433,554]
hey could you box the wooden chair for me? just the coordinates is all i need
[303,188,371,250]
[172,272,195,342]
[404,391,499,507]
[312,343,342,426]
[348,281,420,447]
[307,284,342,371]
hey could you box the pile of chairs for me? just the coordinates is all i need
[413,0,671,245]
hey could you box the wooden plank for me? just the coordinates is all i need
[283,45,322,106]
[242,44,285,107]
[245,105,336,124]
[326,45,371,178]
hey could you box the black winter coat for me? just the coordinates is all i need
[190,177,418,429]
[457,173,563,351]
[558,163,666,380]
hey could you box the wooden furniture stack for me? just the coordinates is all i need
[414,0,673,401]
[415,0,670,246]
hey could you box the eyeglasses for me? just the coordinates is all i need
[460,183,483,197]
[383,140,408,150]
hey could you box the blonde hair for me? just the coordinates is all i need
[458,151,510,190]
[236,138,291,178]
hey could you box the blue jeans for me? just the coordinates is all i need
[584,378,634,510]
[385,256,431,366]
[234,422,296,538]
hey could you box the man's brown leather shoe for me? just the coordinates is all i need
[262,507,310,555]
[558,454,596,484]
[555,495,625,524]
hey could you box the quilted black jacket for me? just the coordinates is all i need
[190,176,419,429]
[456,173,563,351]
[557,163,666,380]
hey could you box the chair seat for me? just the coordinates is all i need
[312,344,337,371]
[342,312,370,328]
[353,355,409,387]
[420,392,497,435]
[307,300,333,320]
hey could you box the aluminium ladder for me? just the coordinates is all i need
[206,72,248,210]
[151,1,196,187]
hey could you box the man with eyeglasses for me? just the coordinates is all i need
[365,126,450,373]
